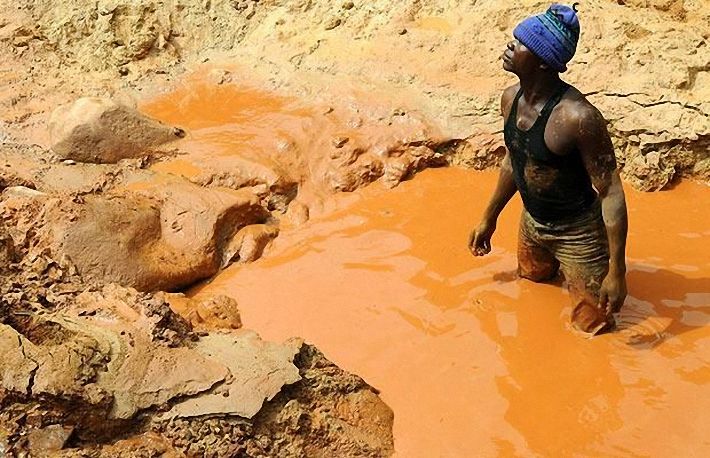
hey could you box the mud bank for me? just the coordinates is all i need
[1,1,708,190]
[0,81,402,454]
[195,168,710,457]
[0,216,394,456]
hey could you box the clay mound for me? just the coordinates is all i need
[49,97,185,164]
[0,237,394,456]
[59,184,271,291]
[0,139,288,294]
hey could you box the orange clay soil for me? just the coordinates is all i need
[191,167,710,457]
[141,71,447,212]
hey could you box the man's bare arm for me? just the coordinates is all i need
[469,152,517,256]
[575,104,628,312]
[469,85,519,256]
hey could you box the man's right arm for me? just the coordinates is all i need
[468,84,519,257]
[468,151,517,256]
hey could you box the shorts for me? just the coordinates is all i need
[517,201,613,335]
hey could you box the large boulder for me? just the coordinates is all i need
[48,97,185,163]
[58,182,271,291]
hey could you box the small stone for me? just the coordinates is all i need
[245,3,256,19]
[62,159,76,166]
[13,36,31,47]
[342,1,355,9]
[398,28,408,35]
[27,425,73,454]
[118,67,129,76]
[324,18,342,30]
[332,136,349,148]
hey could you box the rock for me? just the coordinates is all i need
[0,325,39,393]
[165,293,243,330]
[48,97,185,164]
[163,331,302,420]
[207,68,233,85]
[284,200,310,226]
[0,301,228,422]
[194,295,242,329]
[446,134,507,170]
[27,425,74,454]
[623,150,676,191]
[332,136,350,148]
[324,18,342,30]
[223,223,280,265]
[58,181,270,291]
[158,343,395,457]
[2,186,46,200]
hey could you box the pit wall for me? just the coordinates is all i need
[4,0,708,190]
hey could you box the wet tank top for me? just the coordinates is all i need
[503,83,597,223]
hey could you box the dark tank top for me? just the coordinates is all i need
[504,83,597,223]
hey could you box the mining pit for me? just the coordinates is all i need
[0,1,708,457]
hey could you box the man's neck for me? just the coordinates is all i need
[519,71,562,106]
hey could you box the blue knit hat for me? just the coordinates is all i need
[513,3,580,72]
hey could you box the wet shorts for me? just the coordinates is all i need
[517,201,612,335]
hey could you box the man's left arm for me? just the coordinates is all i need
[575,105,628,314]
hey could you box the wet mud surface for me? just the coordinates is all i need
[140,72,447,207]
[194,168,710,457]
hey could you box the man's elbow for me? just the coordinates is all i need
[597,170,625,199]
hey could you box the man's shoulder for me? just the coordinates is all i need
[556,85,605,125]
[552,86,614,155]
[502,83,520,103]
[501,83,520,118]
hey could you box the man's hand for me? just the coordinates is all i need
[598,271,627,315]
[468,219,496,256]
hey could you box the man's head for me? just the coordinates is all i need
[503,3,580,75]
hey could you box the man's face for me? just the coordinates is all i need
[502,39,541,76]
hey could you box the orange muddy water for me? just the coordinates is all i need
[195,168,710,457]
[144,82,710,457]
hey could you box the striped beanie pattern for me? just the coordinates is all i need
[513,3,581,73]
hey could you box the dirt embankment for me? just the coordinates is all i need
[0,205,393,456]
[1,0,708,190]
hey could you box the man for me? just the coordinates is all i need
[469,3,628,335]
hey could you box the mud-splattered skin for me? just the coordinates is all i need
[471,38,629,332]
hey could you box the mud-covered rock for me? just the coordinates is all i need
[164,293,244,331]
[51,182,268,291]
[156,343,395,458]
[48,98,185,164]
